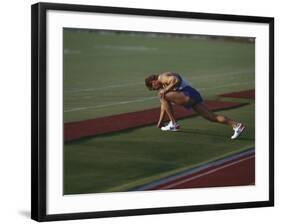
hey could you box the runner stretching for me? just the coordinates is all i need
[145,72,245,139]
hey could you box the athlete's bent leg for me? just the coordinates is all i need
[160,97,177,125]
[157,91,192,131]
[161,101,176,123]
[164,91,192,106]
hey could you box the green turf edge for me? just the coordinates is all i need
[103,145,254,193]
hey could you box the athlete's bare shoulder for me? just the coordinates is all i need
[159,71,179,76]
[158,71,179,79]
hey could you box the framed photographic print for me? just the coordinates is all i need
[31,2,274,222]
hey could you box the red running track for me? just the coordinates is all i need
[220,89,255,99]
[64,100,246,142]
[148,153,255,190]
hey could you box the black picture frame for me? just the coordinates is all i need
[31,2,274,222]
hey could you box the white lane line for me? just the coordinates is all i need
[64,69,254,93]
[94,45,158,51]
[199,81,253,91]
[64,107,89,112]
[159,155,255,190]
[65,82,143,93]
[133,148,255,191]
[64,80,253,112]
[64,96,158,112]
[190,69,254,81]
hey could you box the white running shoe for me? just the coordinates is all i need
[168,121,180,129]
[231,123,245,139]
[161,122,179,132]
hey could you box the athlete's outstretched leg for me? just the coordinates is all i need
[192,102,237,127]
[192,102,245,139]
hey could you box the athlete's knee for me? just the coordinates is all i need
[216,115,227,123]
[163,92,174,102]
[208,114,226,123]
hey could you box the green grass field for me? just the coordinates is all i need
[63,29,255,194]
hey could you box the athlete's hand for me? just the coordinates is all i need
[157,122,162,128]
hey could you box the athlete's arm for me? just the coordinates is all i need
[158,74,179,97]
[157,106,165,128]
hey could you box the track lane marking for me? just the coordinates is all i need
[64,96,158,112]
[133,148,254,191]
[159,155,255,190]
